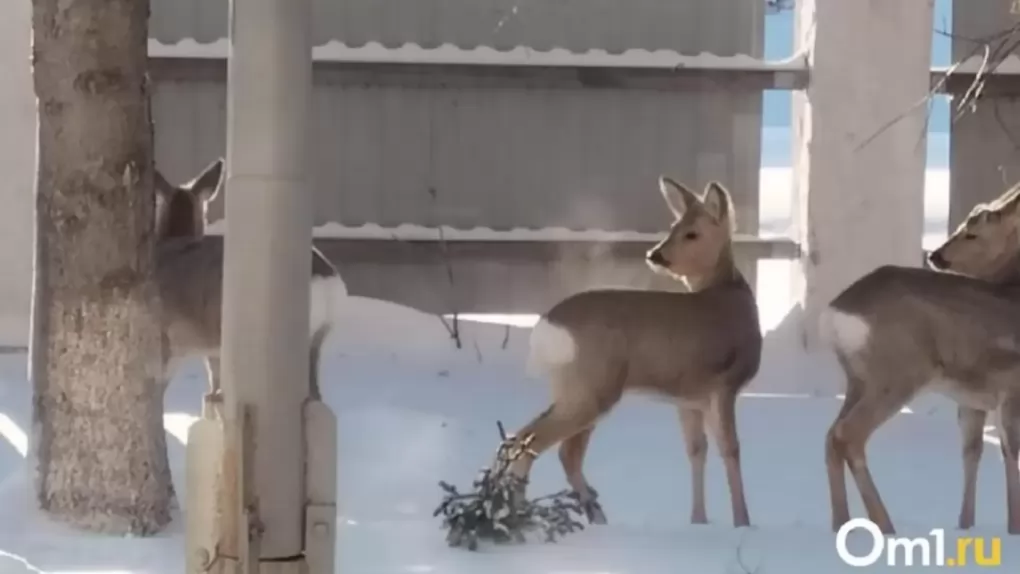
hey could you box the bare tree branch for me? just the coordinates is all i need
[858,20,1020,152]
[428,187,464,350]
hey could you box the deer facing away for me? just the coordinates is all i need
[154,158,347,417]
[510,177,762,527]
[820,183,1020,535]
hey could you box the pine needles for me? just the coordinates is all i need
[434,421,587,551]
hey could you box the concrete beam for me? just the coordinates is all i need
[793,0,933,347]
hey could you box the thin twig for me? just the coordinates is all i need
[427,186,463,349]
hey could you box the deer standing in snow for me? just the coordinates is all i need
[821,183,1020,535]
[510,177,761,527]
[154,158,347,418]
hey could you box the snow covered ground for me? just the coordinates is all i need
[1,168,1018,573]
[0,287,1019,572]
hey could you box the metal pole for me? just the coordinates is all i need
[221,0,312,559]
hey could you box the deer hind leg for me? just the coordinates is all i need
[997,394,1020,534]
[678,405,708,525]
[827,373,864,531]
[706,389,750,528]
[202,355,223,420]
[508,395,611,501]
[957,406,987,530]
[830,375,917,535]
[558,426,607,524]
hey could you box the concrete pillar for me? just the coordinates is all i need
[220,0,312,558]
[0,1,35,349]
[793,0,933,347]
[949,0,1020,229]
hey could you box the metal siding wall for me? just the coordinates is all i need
[949,0,1020,228]
[155,78,761,237]
[152,0,760,56]
[149,0,765,312]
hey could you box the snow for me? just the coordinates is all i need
[1,270,1020,573]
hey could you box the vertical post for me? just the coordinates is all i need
[221,0,312,560]
[0,0,34,349]
[949,1,1020,229]
[792,0,933,350]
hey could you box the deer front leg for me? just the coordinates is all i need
[678,405,708,524]
[202,355,222,420]
[998,396,1020,534]
[706,391,750,528]
[957,406,986,530]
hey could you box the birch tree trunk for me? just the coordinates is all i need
[30,0,174,534]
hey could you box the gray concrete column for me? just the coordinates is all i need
[949,0,1020,229]
[220,0,313,558]
[793,0,933,347]
[0,2,35,349]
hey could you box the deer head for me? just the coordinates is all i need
[928,183,1020,281]
[646,177,737,290]
[154,158,224,240]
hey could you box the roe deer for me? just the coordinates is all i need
[510,177,762,527]
[154,158,347,418]
[820,183,1020,535]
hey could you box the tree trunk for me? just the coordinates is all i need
[29,0,174,534]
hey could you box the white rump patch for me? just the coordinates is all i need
[526,318,577,377]
[818,307,870,355]
[309,275,348,335]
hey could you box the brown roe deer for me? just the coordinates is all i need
[509,177,762,527]
[820,183,1020,535]
[154,158,347,418]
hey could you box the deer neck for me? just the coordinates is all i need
[986,251,1020,296]
[684,245,742,292]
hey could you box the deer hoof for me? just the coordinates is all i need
[584,500,608,525]
[690,511,708,525]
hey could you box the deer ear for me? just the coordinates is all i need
[658,176,699,219]
[154,169,176,200]
[702,181,734,228]
[182,158,224,202]
[999,183,1020,215]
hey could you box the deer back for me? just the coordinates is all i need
[824,265,1020,403]
[529,177,762,402]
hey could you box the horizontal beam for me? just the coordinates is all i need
[150,56,808,91]
[150,40,1020,95]
[310,237,802,261]
[931,70,1020,96]
[212,229,802,261]
[150,56,1020,96]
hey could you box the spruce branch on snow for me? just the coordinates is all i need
[434,421,587,550]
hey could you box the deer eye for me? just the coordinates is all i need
[684,231,699,240]
[964,233,978,240]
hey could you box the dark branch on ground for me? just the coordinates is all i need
[434,421,587,550]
